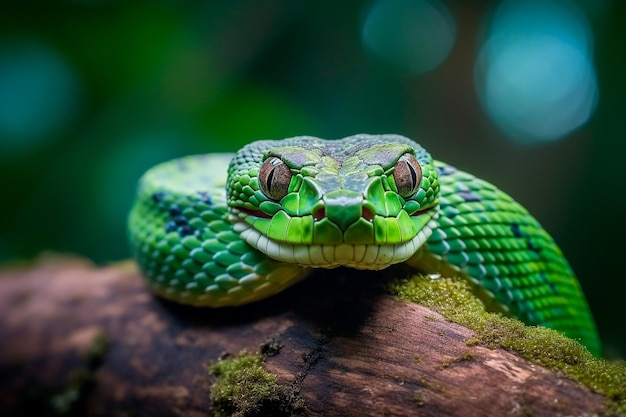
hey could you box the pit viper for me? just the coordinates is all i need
[128,134,600,355]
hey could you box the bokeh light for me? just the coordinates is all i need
[362,0,456,74]
[475,0,598,144]
[0,39,82,153]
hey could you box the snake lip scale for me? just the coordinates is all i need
[128,133,601,356]
[234,207,272,220]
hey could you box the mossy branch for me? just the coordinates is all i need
[0,255,624,417]
[388,275,626,415]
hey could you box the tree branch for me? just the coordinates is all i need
[0,255,612,416]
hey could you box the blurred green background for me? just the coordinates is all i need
[1,0,624,357]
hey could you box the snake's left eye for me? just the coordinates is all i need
[259,157,292,200]
[393,153,422,197]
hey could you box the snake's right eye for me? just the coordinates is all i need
[393,153,422,197]
[259,157,292,201]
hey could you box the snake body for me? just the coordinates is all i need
[128,134,600,355]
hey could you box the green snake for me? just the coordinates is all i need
[128,134,600,356]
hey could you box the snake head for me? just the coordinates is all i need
[227,134,439,269]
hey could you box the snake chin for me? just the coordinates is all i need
[232,218,438,270]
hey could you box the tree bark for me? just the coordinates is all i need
[0,255,606,417]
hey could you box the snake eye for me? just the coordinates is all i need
[259,157,292,200]
[393,153,422,197]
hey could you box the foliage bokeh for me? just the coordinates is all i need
[1,0,624,358]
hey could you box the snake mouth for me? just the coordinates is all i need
[411,207,434,217]
[235,207,272,219]
[230,214,438,270]
[232,204,434,222]
[235,206,384,222]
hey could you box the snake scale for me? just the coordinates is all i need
[128,134,600,356]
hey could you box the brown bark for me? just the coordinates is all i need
[0,255,606,417]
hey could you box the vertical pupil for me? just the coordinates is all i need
[407,162,417,188]
[266,167,275,192]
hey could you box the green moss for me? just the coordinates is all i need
[387,275,626,414]
[412,392,425,407]
[439,351,475,370]
[85,331,109,367]
[259,337,283,358]
[50,330,109,415]
[208,350,303,417]
[416,376,445,393]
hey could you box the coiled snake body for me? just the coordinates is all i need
[128,134,600,355]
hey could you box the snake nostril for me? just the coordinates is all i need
[362,207,375,222]
[313,207,326,221]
